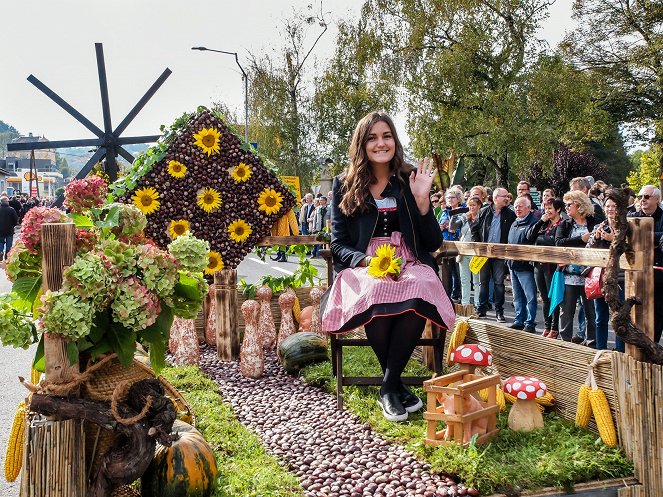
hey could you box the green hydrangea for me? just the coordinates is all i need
[167,234,210,273]
[168,270,209,319]
[0,294,37,349]
[106,202,147,238]
[98,239,139,278]
[4,240,42,283]
[111,277,161,332]
[136,244,180,300]
[62,252,115,308]
[39,290,95,340]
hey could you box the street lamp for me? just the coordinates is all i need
[192,46,249,144]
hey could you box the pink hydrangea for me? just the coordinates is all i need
[64,176,108,213]
[111,277,161,332]
[21,207,70,254]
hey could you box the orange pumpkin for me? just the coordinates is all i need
[141,420,218,497]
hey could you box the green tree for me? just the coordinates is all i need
[312,17,398,174]
[562,0,663,188]
[0,120,20,158]
[360,0,613,186]
[627,149,661,192]
[247,7,328,191]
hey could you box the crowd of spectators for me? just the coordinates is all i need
[429,177,663,351]
[0,193,53,262]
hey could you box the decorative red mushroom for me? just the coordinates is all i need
[503,376,548,431]
[449,344,493,373]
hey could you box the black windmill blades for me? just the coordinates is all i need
[7,43,171,207]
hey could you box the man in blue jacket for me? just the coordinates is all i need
[471,187,516,321]
[507,196,539,332]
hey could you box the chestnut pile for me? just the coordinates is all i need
[120,109,295,269]
[198,347,481,497]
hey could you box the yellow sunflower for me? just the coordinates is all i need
[205,251,224,275]
[193,127,221,156]
[132,187,160,215]
[230,162,252,182]
[367,244,402,279]
[228,219,252,243]
[197,187,222,213]
[168,219,190,239]
[257,188,284,215]
[168,160,187,178]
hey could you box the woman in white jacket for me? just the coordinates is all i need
[449,196,482,306]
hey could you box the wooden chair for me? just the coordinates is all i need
[320,249,448,409]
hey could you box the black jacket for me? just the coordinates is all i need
[525,218,561,247]
[0,204,19,237]
[471,204,516,244]
[507,212,538,271]
[630,206,663,266]
[330,172,443,274]
[555,216,599,247]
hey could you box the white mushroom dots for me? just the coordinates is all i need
[449,344,493,366]
[504,376,547,400]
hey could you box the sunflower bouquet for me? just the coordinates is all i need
[367,244,403,279]
[0,176,209,373]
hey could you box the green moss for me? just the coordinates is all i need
[161,366,304,497]
[300,348,634,495]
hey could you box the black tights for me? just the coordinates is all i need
[364,312,426,395]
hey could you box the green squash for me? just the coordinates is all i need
[278,331,328,374]
[141,420,218,497]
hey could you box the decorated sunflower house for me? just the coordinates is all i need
[0,175,218,496]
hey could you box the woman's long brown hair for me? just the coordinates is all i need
[338,111,412,217]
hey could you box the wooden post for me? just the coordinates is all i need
[41,222,78,384]
[624,217,654,360]
[215,269,239,360]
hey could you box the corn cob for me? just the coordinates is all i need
[538,391,555,407]
[495,385,506,410]
[446,319,469,366]
[589,388,617,446]
[293,295,301,323]
[30,368,41,385]
[575,383,592,428]
[478,386,489,402]
[287,210,299,236]
[4,401,26,482]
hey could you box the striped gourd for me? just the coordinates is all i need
[575,384,592,428]
[4,401,26,482]
[287,210,299,235]
[589,388,617,447]
[446,319,468,366]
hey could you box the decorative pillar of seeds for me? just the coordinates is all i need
[309,287,326,341]
[257,286,276,350]
[276,292,296,358]
[169,316,200,365]
[239,300,263,379]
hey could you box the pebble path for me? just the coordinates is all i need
[198,346,475,497]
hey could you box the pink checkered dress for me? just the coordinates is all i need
[321,231,455,334]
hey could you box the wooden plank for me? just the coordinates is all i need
[438,240,642,271]
[424,371,466,388]
[456,374,502,394]
[624,217,654,360]
[443,404,500,423]
[215,269,239,361]
[257,235,327,246]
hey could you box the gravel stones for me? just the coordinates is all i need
[198,346,476,496]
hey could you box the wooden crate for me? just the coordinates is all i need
[423,370,500,447]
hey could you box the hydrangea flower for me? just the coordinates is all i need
[167,270,209,319]
[0,294,36,349]
[75,228,99,254]
[105,203,148,239]
[64,176,108,213]
[136,244,179,300]
[62,252,115,308]
[111,277,161,332]
[21,207,70,254]
[4,240,42,283]
[98,239,139,279]
[39,290,95,340]
[167,234,210,273]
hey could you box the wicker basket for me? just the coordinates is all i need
[111,484,140,497]
[82,355,195,480]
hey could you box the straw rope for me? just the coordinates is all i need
[110,380,153,426]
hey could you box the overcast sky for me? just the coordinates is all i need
[2,0,575,143]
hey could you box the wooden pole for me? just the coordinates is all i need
[215,269,239,360]
[624,217,654,360]
[41,222,78,384]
